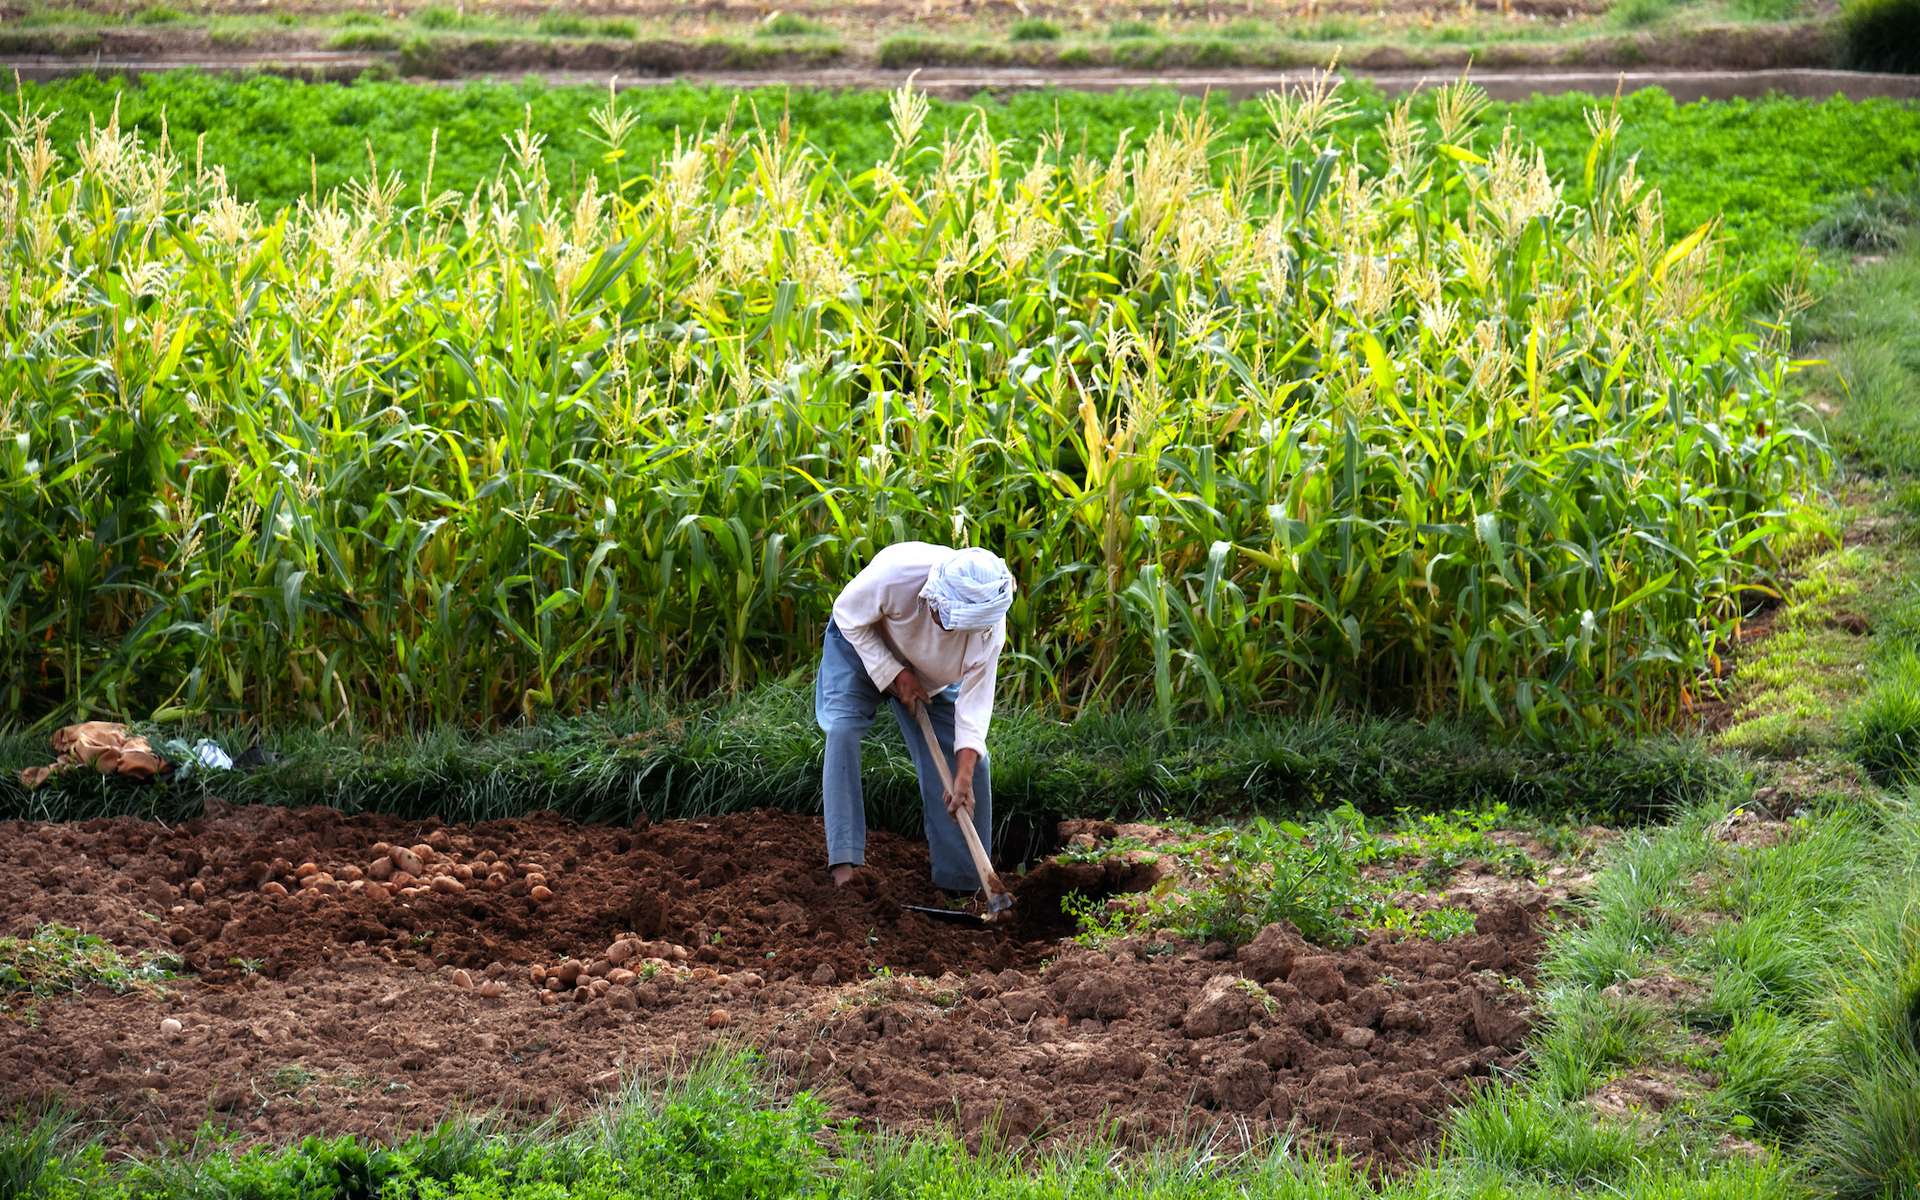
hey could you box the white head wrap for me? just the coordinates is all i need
[919,547,1016,632]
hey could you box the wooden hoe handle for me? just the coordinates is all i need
[910,701,1012,910]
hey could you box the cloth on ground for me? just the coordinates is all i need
[17,722,173,790]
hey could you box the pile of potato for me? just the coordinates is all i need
[526,937,762,1013]
[249,830,558,904]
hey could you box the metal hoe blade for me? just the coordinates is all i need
[903,903,993,928]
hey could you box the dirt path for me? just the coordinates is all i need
[0,803,1545,1163]
[9,52,1920,101]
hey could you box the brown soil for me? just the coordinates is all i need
[0,804,1543,1164]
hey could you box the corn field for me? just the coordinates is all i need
[0,76,1825,736]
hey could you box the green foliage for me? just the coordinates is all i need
[1612,0,1675,27]
[1728,0,1803,18]
[0,924,177,1005]
[1108,18,1157,38]
[327,28,402,50]
[1445,1083,1645,1184]
[0,81,1830,738]
[1807,173,1920,252]
[1064,807,1482,948]
[133,4,184,25]
[535,11,594,37]
[1841,0,1920,72]
[413,5,461,29]
[1806,237,1920,478]
[757,12,826,38]
[1851,650,1920,783]
[1715,1007,1817,1134]
[1532,988,1668,1101]
[1009,18,1063,40]
[1808,800,1920,1198]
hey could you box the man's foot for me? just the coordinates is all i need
[829,863,857,887]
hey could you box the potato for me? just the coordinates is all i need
[451,969,474,988]
[268,857,293,877]
[365,882,390,902]
[525,872,547,889]
[389,871,417,889]
[346,879,366,894]
[371,842,392,857]
[478,980,506,999]
[538,991,558,1007]
[545,976,563,992]
[367,858,395,882]
[554,960,584,986]
[572,986,591,1004]
[705,1009,731,1029]
[410,843,435,863]
[452,864,474,883]
[530,964,548,985]
[606,939,634,965]
[295,862,319,879]
[588,978,610,998]
[606,968,637,987]
[160,1017,183,1038]
[430,875,465,896]
[587,959,610,978]
[187,881,207,901]
[530,886,553,902]
[608,988,639,1012]
[339,865,364,883]
[260,881,288,897]
[390,846,425,876]
[427,830,451,852]
[486,872,509,890]
[400,886,424,898]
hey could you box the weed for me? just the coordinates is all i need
[535,12,592,37]
[1612,0,1674,25]
[134,4,183,24]
[1009,18,1061,40]
[1841,0,1920,72]
[0,925,176,1004]
[757,12,826,38]
[1850,650,1920,783]
[1107,18,1156,38]
[412,5,460,29]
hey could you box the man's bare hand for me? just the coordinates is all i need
[946,747,980,820]
[888,668,929,711]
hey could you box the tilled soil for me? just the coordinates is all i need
[0,803,1544,1163]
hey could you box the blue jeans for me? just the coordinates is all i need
[815,621,994,892]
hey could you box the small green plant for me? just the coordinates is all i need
[1611,0,1674,26]
[1009,18,1062,41]
[536,11,592,37]
[1849,650,1920,782]
[1730,0,1802,16]
[134,4,184,25]
[1840,0,1920,72]
[1107,18,1155,38]
[595,18,636,39]
[758,12,826,37]
[0,925,176,1005]
[413,4,461,28]
[328,29,401,51]
[1297,17,1361,40]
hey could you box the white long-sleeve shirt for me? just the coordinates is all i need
[831,542,1006,755]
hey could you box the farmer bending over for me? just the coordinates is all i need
[817,543,1013,892]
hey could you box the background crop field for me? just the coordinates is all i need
[0,74,1844,736]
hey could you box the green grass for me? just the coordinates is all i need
[0,696,1733,828]
[0,1049,1815,1199]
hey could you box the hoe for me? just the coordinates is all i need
[901,701,1016,930]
